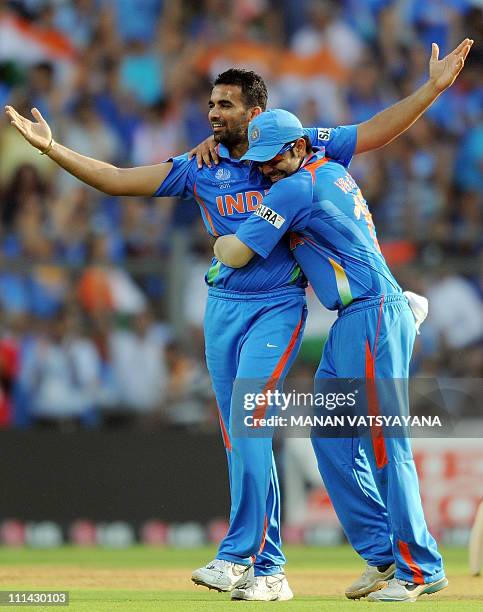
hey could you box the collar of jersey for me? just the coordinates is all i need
[217,143,247,164]
[301,146,324,168]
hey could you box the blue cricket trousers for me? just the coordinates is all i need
[312,294,444,583]
[204,287,307,576]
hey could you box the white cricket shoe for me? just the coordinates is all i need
[367,576,449,602]
[345,563,396,599]
[191,558,253,592]
[231,573,294,601]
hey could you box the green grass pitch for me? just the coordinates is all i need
[0,545,480,610]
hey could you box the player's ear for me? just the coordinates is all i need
[248,106,263,121]
[295,137,306,157]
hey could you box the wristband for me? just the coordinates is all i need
[39,138,54,155]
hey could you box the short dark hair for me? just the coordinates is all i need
[214,69,268,110]
[302,135,313,154]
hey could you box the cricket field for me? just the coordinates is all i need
[0,545,481,610]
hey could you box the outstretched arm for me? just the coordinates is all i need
[214,235,255,268]
[4,106,172,196]
[355,38,473,154]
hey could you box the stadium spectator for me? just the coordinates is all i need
[18,307,101,429]
[108,309,169,422]
[155,341,214,429]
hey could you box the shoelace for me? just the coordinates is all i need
[250,575,284,589]
[207,559,231,572]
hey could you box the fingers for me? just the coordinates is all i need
[187,145,214,168]
[209,142,219,165]
[5,105,22,122]
[197,148,209,169]
[460,41,472,62]
[31,107,45,124]
[5,106,27,133]
[188,143,217,169]
[449,40,472,76]
[452,38,473,57]
[431,43,439,62]
[9,118,27,137]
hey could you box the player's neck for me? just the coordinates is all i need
[227,141,249,160]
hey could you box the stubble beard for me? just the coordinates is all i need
[213,123,249,150]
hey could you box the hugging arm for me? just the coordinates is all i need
[214,235,256,268]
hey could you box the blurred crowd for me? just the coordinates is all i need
[0,0,481,429]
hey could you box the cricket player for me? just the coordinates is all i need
[4,38,471,602]
[212,106,451,602]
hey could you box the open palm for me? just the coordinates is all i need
[429,38,473,92]
[4,106,52,151]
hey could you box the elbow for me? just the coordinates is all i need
[215,250,249,268]
[214,237,254,268]
[104,186,121,196]
[223,256,248,268]
[101,167,129,196]
[214,252,236,268]
[226,251,254,268]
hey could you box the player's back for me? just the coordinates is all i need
[291,155,402,311]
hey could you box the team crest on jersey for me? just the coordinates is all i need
[215,167,231,181]
[250,127,260,141]
[255,204,285,229]
[317,128,331,141]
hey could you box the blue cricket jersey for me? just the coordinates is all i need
[154,126,357,292]
[235,150,402,310]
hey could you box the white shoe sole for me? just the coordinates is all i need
[346,578,391,600]
[345,565,396,599]
[367,577,449,602]
[191,575,229,592]
[191,569,249,593]
[231,589,293,601]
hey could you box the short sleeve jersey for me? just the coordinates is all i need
[235,150,402,310]
[155,125,357,292]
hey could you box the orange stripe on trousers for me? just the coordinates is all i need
[398,539,425,584]
[365,339,388,469]
[258,514,269,554]
[252,312,305,423]
[217,405,231,451]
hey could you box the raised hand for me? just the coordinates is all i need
[429,38,473,93]
[4,106,52,152]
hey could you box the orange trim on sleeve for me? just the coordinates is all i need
[303,157,329,183]
[194,182,219,236]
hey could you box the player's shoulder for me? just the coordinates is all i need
[183,154,245,177]
[320,158,348,176]
[274,167,313,197]
[170,152,198,170]
[314,159,356,198]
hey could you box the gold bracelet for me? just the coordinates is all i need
[38,138,54,155]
